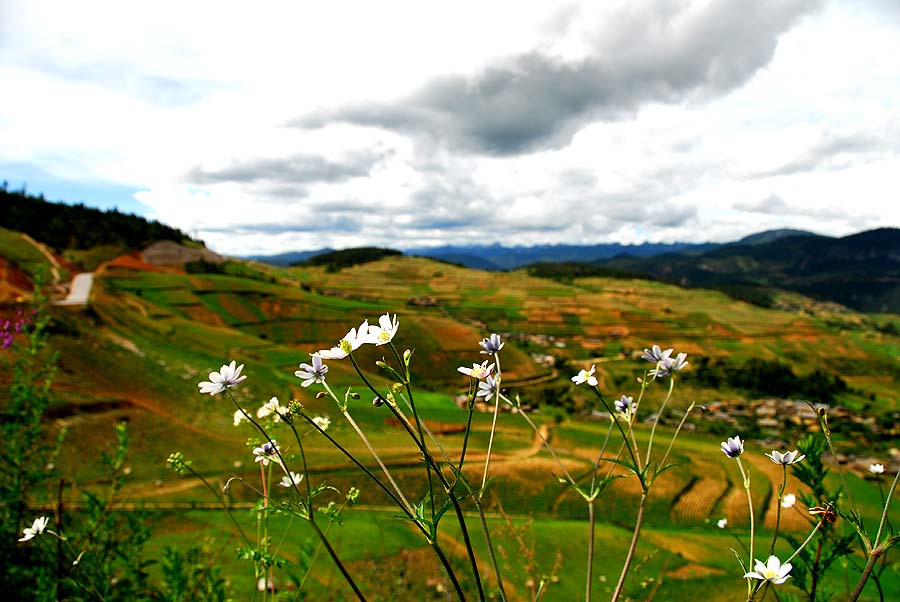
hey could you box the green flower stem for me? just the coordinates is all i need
[590,388,644,487]
[291,418,367,602]
[429,540,469,602]
[769,465,787,557]
[611,491,647,602]
[475,498,508,602]
[347,353,485,600]
[182,464,252,547]
[585,421,615,602]
[456,384,477,475]
[322,380,414,514]
[479,353,503,496]
[785,518,824,564]
[501,393,578,486]
[350,351,437,517]
[344,408,414,513]
[818,410,857,511]
[849,467,900,602]
[386,343,437,516]
[294,414,404,519]
[295,415,467,602]
[873,466,899,549]
[307,517,368,602]
[736,457,755,599]
[261,461,272,602]
[586,499,596,602]
[293,424,315,507]
[644,376,675,467]
[654,402,696,479]
[226,392,362,600]
[299,496,347,591]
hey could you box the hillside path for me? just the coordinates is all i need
[20,232,61,283]
[56,273,93,306]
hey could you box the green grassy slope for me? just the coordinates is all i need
[3,252,897,600]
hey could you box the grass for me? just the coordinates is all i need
[5,252,898,600]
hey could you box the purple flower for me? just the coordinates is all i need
[252,440,280,466]
[614,395,636,415]
[479,334,504,355]
[476,375,499,399]
[650,352,689,378]
[721,435,744,458]
[642,345,673,363]
[295,354,329,387]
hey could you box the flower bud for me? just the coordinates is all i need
[316,391,327,399]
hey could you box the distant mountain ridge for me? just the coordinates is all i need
[248,241,720,270]
[599,228,900,313]
[405,241,720,270]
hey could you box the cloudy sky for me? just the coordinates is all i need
[2,0,899,255]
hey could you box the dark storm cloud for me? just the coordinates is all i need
[296,0,819,155]
[184,150,386,185]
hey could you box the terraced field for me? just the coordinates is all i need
[3,251,897,600]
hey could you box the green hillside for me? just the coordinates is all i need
[600,228,900,313]
[2,250,897,600]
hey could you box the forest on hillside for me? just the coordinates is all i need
[0,183,196,251]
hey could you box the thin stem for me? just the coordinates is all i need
[655,402,695,474]
[322,380,414,514]
[586,500,596,602]
[387,343,436,516]
[611,492,647,602]
[809,537,823,602]
[294,414,407,520]
[480,353,503,496]
[736,457,755,595]
[345,351,483,600]
[308,518,368,601]
[645,376,674,466]
[430,540,469,602]
[874,467,899,548]
[785,519,824,564]
[475,499,508,602]
[819,411,856,511]
[769,465,787,556]
[457,387,476,475]
[184,464,252,547]
[590,388,644,486]
[849,468,900,602]
[502,394,578,485]
[848,554,879,602]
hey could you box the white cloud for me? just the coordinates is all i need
[1,0,899,255]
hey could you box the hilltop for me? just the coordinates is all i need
[0,184,200,272]
[598,228,900,313]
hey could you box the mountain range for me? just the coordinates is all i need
[2,189,898,313]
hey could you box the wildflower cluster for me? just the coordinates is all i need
[172,312,900,601]
[1,309,33,348]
